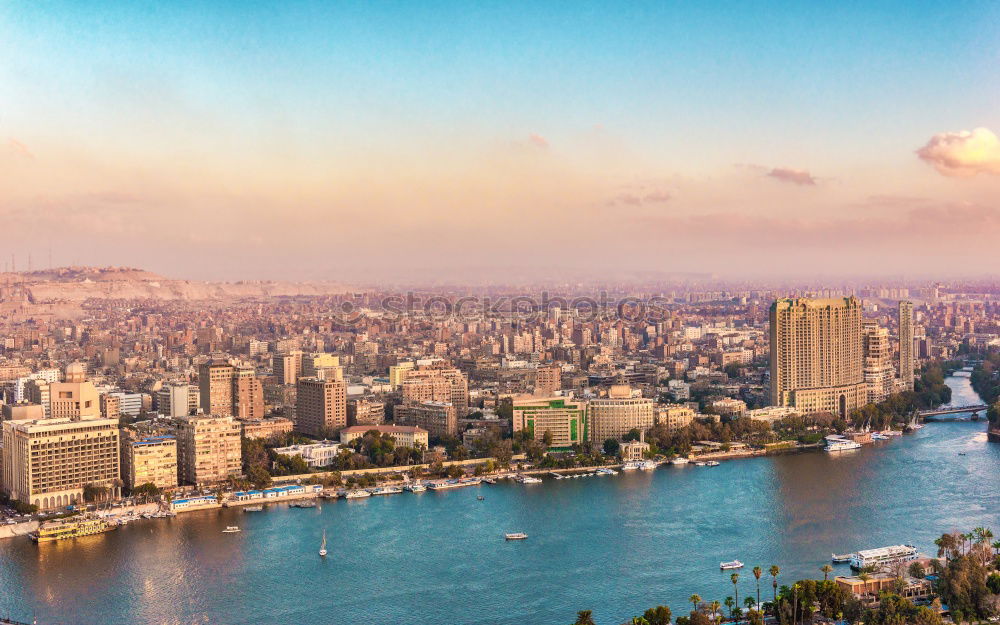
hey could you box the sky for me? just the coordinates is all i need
[2,1,999,283]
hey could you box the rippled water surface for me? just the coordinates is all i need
[2,372,997,625]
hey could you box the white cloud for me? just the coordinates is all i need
[917,127,1000,177]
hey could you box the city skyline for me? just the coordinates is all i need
[3,1,1000,282]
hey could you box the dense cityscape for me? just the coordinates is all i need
[5,1,1000,624]
[1,268,1000,623]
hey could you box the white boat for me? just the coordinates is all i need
[222,526,241,533]
[638,460,657,470]
[693,461,706,466]
[518,475,542,484]
[621,461,641,471]
[670,457,690,465]
[832,553,853,563]
[344,490,371,499]
[504,532,528,540]
[403,483,426,493]
[595,468,617,475]
[370,486,403,496]
[243,505,264,512]
[705,461,720,467]
[850,544,918,570]
[319,529,327,557]
[720,560,744,570]
[825,440,862,451]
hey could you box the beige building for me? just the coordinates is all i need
[199,361,235,417]
[348,398,385,426]
[1,402,44,421]
[100,392,121,420]
[121,433,178,491]
[769,297,867,417]
[233,367,265,419]
[393,401,457,439]
[863,322,894,404]
[1,416,121,510]
[295,377,347,437]
[238,416,294,440]
[48,379,101,421]
[533,364,562,397]
[175,415,242,486]
[389,362,415,388]
[899,301,914,391]
[156,383,200,418]
[340,424,428,449]
[303,353,342,380]
[587,386,654,443]
[400,366,469,412]
[273,351,304,385]
[656,405,697,432]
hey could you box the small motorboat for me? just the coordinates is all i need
[720,560,744,570]
[222,526,241,534]
[477,495,485,501]
[505,532,528,540]
[706,461,720,467]
[319,529,327,557]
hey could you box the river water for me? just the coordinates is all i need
[2,372,998,625]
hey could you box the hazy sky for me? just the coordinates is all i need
[2,1,999,283]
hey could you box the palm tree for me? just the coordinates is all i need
[752,566,762,609]
[992,540,1000,556]
[858,572,871,595]
[731,572,740,615]
[820,564,833,581]
[690,594,702,615]
[574,610,596,625]
[709,601,722,625]
[724,597,735,620]
[744,596,756,613]
[769,565,780,604]
[791,584,799,625]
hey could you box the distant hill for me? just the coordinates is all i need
[0,266,356,304]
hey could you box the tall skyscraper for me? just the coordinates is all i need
[862,322,893,404]
[769,297,867,417]
[899,300,914,391]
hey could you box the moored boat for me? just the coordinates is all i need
[30,516,117,543]
[831,553,853,563]
[344,490,371,499]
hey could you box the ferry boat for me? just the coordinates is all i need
[621,461,642,471]
[849,544,918,570]
[403,483,426,493]
[30,516,117,543]
[720,560,744,570]
[369,486,403,496]
[831,553,853,563]
[344,489,371,499]
[222,526,241,533]
[427,480,464,490]
[504,532,528,540]
[670,457,690,465]
[516,475,542,484]
[825,435,862,451]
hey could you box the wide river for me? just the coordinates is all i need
[2,372,998,625]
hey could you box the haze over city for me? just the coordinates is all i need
[3,1,1000,283]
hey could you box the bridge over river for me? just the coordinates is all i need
[918,404,987,419]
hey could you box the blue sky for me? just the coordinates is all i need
[1,1,999,280]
